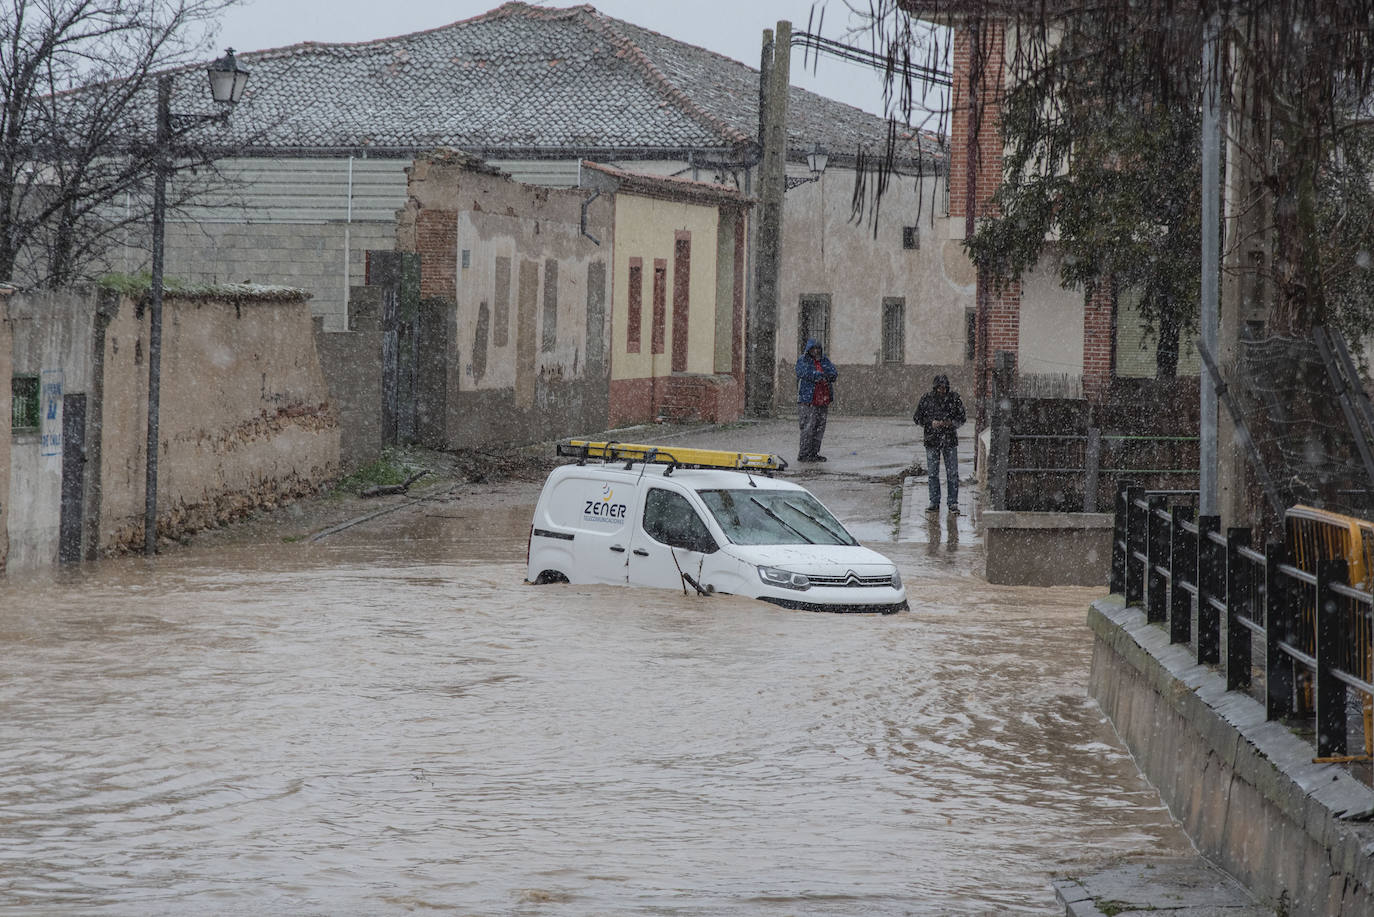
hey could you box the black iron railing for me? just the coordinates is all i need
[1112,484,1374,761]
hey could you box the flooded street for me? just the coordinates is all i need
[0,469,1193,915]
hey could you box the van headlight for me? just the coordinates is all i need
[890,569,902,589]
[757,565,810,590]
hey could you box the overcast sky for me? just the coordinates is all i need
[211,0,947,124]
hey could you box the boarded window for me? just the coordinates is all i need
[11,375,39,429]
[797,294,831,355]
[541,259,559,353]
[473,301,490,381]
[494,256,511,347]
[671,233,691,372]
[627,258,643,353]
[652,259,667,355]
[882,297,905,363]
[586,260,606,369]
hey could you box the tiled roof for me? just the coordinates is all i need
[166,2,940,166]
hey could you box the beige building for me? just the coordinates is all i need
[582,163,749,427]
[777,168,974,413]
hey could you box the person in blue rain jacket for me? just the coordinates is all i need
[795,338,838,463]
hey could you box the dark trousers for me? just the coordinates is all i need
[926,443,959,508]
[798,404,829,460]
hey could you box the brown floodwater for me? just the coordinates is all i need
[0,484,1192,915]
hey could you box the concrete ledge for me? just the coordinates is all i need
[1053,858,1270,916]
[983,511,1113,586]
[1088,595,1374,917]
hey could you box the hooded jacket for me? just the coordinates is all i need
[912,374,966,447]
[795,339,838,405]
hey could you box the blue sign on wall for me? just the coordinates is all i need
[40,369,63,457]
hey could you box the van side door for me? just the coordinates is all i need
[630,486,720,592]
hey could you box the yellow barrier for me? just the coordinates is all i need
[1286,505,1374,759]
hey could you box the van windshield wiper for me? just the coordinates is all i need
[750,496,815,544]
[782,500,850,544]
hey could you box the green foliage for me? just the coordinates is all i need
[965,15,1202,377]
[332,452,415,495]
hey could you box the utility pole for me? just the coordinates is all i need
[746,21,790,416]
[1199,15,1221,517]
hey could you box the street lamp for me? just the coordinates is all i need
[144,49,249,555]
[785,142,829,191]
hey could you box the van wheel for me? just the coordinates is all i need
[533,570,569,584]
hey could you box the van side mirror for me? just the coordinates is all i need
[665,529,717,554]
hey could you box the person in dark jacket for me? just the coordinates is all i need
[795,338,838,462]
[912,374,966,514]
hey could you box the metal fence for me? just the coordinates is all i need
[1111,484,1374,762]
[991,430,1199,512]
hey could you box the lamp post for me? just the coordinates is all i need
[144,48,249,555]
[784,142,829,191]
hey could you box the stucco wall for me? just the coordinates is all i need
[98,291,340,553]
[0,298,11,572]
[397,155,614,447]
[4,289,101,571]
[1017,262,1084,377]
[611,193,722,379]
[775,169,977,414]
[313,288,384,469]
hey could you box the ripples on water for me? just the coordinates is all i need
[0,500,1190,915]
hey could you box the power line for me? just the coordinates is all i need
[790,32,953,88]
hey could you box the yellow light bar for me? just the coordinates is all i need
[560,439,787,471]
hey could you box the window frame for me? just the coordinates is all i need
[11,374,40,431]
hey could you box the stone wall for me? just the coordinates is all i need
[1089,596,1374,916]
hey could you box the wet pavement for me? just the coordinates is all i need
[0,415,1210,915]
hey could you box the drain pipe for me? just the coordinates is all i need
[343,154,354,327]
[581,188,601,245]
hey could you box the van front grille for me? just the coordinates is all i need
[806,572,894,588]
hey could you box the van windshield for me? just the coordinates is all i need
[696,489,858,546]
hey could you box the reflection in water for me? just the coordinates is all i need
[0,496,1189,915]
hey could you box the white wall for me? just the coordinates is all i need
[5,289,98,572]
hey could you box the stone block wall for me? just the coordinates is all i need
[159,220,397,331]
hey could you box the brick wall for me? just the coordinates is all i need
[1082,284,1115,402]
[415,210,458,301]
[949,21,1007,225]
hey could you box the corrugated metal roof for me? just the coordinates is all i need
[155,2,941,167]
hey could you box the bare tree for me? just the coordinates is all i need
[1,0,238,287]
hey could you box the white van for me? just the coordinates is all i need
[526,441,907,614]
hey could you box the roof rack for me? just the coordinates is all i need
[557,440,787,473]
